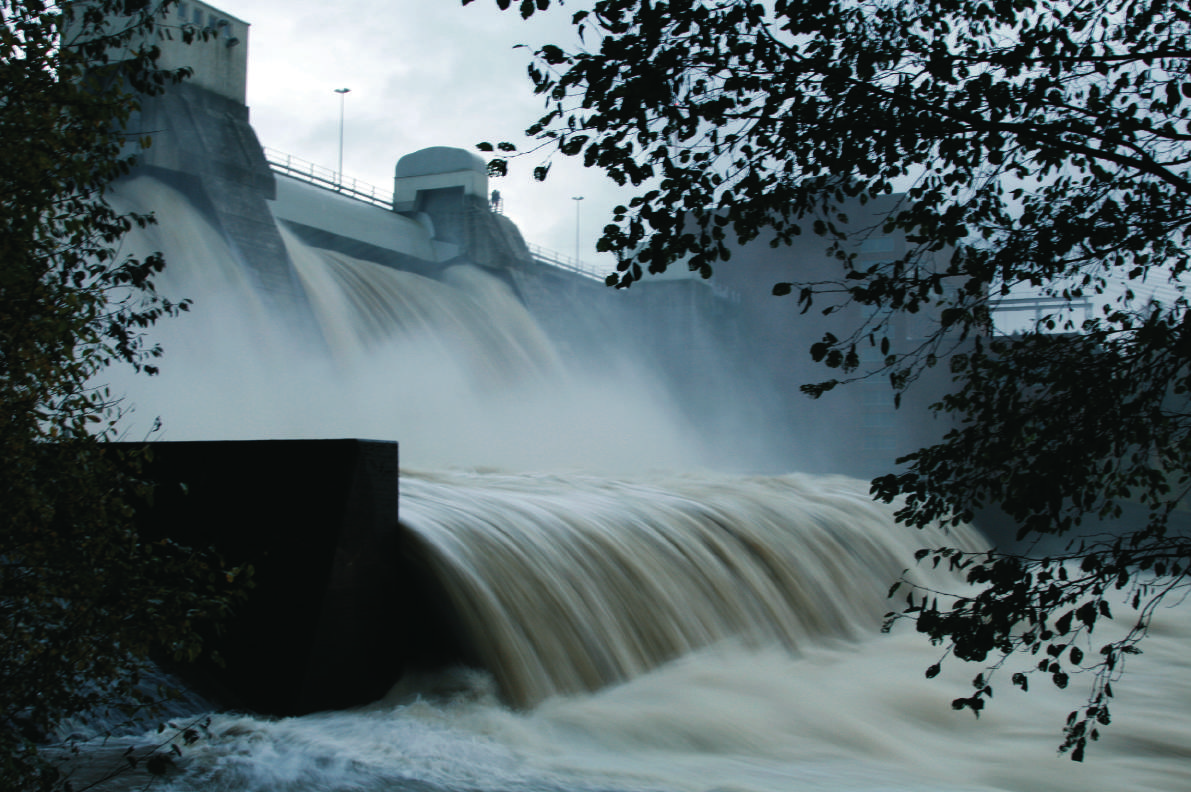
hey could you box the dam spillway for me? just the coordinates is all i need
[67,4,1191,791]
[113,13,954,476]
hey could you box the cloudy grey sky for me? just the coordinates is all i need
[213,0,624,269]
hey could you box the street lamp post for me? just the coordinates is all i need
[334,87,350,189]
[572,196,584,265]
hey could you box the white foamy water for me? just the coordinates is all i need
[67,175,1191,792]
[65,598,1191,792]
[60,468,1191,792]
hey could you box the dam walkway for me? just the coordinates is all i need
[264,147,607,281]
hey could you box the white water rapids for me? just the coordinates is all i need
[65,175,1191,792]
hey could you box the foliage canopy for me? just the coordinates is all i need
[1,1,244,787]
[472,0,1191,759]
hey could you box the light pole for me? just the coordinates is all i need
[334,87,350,188]
[572,196,584,264]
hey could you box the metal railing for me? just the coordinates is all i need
[527,243,613,282]
[992,295,1094,333]
[264,147,391,209]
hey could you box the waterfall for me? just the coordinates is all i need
[282,225,562,382]
[69,173,1191,792]
[399,470,986,707]
[104,175,706,472]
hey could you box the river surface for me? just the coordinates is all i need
[55,471,1191,792]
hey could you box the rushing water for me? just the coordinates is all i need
[55,564,1191,792]
[398,470,986,708]
[65,175,1191,792]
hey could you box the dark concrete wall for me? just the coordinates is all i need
[125,439,455,715]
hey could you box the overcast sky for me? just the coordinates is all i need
[212,0,624,270]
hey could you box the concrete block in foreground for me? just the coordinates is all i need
[129,439,404,715]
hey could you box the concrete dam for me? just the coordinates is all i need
[115,1,902,716]
[73,5,1191,792]
[110,1,952,712]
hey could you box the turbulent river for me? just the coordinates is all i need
[60,176,1191,792]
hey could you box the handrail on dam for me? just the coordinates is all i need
[264,147,393,210]
[991,295,1094,334]
[527,243,611,282]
